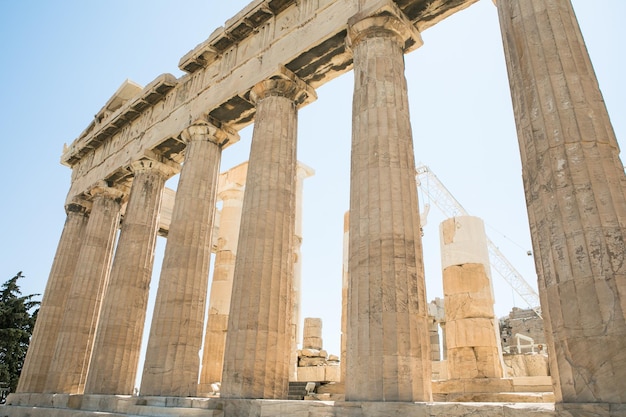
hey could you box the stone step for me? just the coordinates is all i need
[434,391,555,403]
[2,404,224,417]
[4,394,224,417]
[126,405,223,417]
[288,381,319,400]
[2,398,558,416]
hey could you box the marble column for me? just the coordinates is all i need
[346,8,432,402]
[221,76,315,399]
[17,200,89,393]
[429,297,446,361]
[440,216,504,380]
[141,120,235,397]
[496,0,626,411]
[303,318,323,350]
[84,159,177,395]
[199,164,247,393]
[45,183,123,394]
[340,211,349,383]
[290,163,315,380]
[428,320,441,362]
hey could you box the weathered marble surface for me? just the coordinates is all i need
[497,0,626,406]
[440,216,504,380]
[5,394,557,417]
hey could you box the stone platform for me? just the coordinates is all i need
[432,377,554,403]
[4,393,557,417]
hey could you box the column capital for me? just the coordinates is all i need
[218,187,244,202]
[296,162,315,181]
[347,4,423,52]
[129,158,179,179]
[180,119,237,147]
[64,197,90,215]
[250,68,316,108]
[88,181,125,202]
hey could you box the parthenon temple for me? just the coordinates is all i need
[6,0,625,416]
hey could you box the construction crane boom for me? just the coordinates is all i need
[416,165,542,318]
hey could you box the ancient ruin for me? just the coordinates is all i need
[6,0,626,416]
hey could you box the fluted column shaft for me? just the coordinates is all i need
[199,185,245,392]
[345,11,431,402]
[221,77,314,399]
[85,159,176,395]
[341,212,349,382]
[17,201,89,393]
[45,184,123,394]
[497,0,626,406]
[141,120,231,397]
[290,163,315,380]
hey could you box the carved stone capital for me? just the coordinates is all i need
[130,159,178,179]
[251,79,298,103]
[180,119,231,147]
[250,70,317,109]
[65,197,90,215]
[88,180,125,202]
[347,5,423,52]
[218,187,244,202]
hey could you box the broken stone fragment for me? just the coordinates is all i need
[301,348,321,357]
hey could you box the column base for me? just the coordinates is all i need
[556,402,626,417]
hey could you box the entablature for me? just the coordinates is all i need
[62,74,178,167]
[62,0,478,206]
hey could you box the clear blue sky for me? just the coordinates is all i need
[1,1,623,362]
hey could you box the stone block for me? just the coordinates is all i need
[503,403,556,417]
[463,377,514,392]
[448,346,502,379]
[447,318,500,348]
[325,365,340,382]
[304,336,323,350]
[297,366,326,381]
[512,376,553,393]
[299,357,326,367]
[301,348,321,357]
[432,360,448,380]
[554,402,614,417]
[446,295,494,319]
[296,365,341,382]
[50,393,70,408]
[504,354,550,377]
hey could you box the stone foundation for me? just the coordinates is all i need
[432,377,554,403]
[5,394,556,417]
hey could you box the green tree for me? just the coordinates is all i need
[0,272,39,392]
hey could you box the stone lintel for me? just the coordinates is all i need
[62,74,178,167]
[178,41,218,73]
[178,0,293,74]
[218,161,249,196]
[87,180,125,203]
[95,79,143,122]
[408,0,480,32]
[63,0,477,203]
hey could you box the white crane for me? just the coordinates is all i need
[416,165,542,319]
